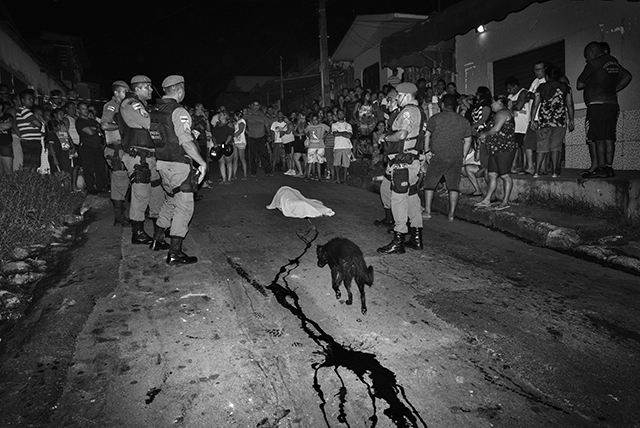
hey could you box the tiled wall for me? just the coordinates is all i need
[566,108,640,170]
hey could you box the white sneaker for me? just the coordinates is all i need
[285,169,295,176]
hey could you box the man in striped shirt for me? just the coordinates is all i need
[16,91,43,172]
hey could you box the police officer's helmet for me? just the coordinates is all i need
[222,142,234,157]
[209,146,224,161]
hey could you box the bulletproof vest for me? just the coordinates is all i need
[118,94,154,150]
[149,98,189,163]
[387,104,424,154]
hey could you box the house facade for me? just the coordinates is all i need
[455,0,639,170]
[0,22,68,96]
[381,0,640,170]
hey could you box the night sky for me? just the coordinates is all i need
[3,0,459,105]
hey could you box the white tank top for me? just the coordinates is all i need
[66,115,81,146]
[234,119,246,145]
[508,88,530,134]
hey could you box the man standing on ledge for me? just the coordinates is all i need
[577,41,632,178]
[149,75,207,265]
[377,82,424,255]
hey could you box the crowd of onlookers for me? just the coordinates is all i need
[1,42,629,203]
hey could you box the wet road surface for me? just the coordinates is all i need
[1,175,639,427]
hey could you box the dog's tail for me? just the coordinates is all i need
[364,265,374,286]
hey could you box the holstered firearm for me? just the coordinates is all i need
[172,167,200,195]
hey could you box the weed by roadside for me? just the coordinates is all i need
[0,170,85,263]
[519,190,640,243]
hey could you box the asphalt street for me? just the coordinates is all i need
[1,173,639,428]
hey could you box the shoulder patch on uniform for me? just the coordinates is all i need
[132,103,149,117]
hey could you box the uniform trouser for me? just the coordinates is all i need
[390,160,423,234]
[122,152,163,221]
[380,176,392,209]
[156,160,193,238]
[78,145,107,191]
[248,136,272,175]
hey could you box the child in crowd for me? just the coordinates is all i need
[304,113,330,181]
[46,118,74,175]
[322,110,335,180]
[331,109,353,184]
[371,120,386,164]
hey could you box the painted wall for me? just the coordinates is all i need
[0,28,66,95]
[455,0,640,170]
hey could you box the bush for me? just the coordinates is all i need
[0,171,85,263]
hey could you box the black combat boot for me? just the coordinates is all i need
[167,236,198,265]
[377,231,406,254]
[112,200,131,227]
[149,220,170,251]
[405,227,423,250]
[373,208,394,227]
[131,221,153,245]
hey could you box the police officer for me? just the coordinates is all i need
[119,75,166,246]
[101,80,131,227]
[373,88,399,229]
[377,82,424,254]
[149,75,207,265]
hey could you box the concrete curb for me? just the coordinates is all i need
[429,195,640,277]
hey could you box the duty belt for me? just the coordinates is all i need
[388,151,419,165]
[128,147,156,159]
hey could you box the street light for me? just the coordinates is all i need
[476,25,486,33]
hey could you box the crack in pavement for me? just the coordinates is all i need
[226,227,428,428]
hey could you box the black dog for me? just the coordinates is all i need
[316,238,374,315]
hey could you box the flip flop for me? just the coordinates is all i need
[494,205,511,211]
[474,201,492,208]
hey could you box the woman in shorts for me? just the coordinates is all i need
[232,110,247,180]
[292,113,307,177]
[475,95,516,210]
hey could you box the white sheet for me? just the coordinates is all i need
[266,186,335,218]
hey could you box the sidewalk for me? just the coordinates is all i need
[428,192,640,276]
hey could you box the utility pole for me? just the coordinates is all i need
[318,0,331,107]
[279,56,284,105]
